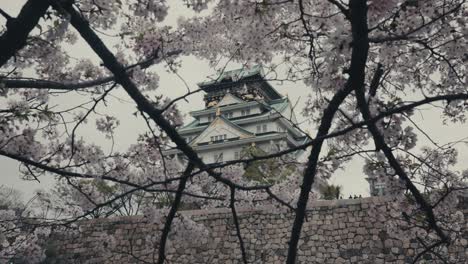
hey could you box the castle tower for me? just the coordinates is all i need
[163,65,309,164]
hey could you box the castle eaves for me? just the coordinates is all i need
[198,65,263,87]
[178,98,290,133]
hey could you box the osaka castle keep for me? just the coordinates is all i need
[163,65,310,164]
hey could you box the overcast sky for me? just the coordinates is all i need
[2,1,468,201]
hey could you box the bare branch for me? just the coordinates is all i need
[0,8,12,20]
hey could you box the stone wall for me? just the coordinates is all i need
[48,197,467,263]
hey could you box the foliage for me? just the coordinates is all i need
[241,145,298,184]
[319,184,342,200]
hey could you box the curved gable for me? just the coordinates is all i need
[191,116,253,145]
[218,93,245,106]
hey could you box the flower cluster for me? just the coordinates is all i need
[96,116,120,138]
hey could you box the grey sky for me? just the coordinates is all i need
[1,1,467,200]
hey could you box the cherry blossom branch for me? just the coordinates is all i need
[69,83,116,158]
[157,163,195,264]
[140,112,171,180]
[412,238,447,264]
[58,181,181,225]
[327,0,350,20]
[298,0,318,74]
[0,0,50,67]
[285,52,351,263]
[1,50,182,90]
[286,2,368,262]
[265,187,295,211]
[160,88,203,113]
[430,186,458,211]
[2,76,115,90]
[368,63,383,98]
[230,186,248,264]
[0,149,182,193]
[354,72,449,243]
[368,2,464,43]
[3,149,222,203]
[413,39,464,84]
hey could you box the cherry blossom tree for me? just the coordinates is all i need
[1,0,467,263]
[0,186,50,263]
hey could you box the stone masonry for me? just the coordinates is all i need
[47,197,467,263]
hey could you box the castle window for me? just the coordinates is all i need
[224,111,234,118]
[262,124,267,132]
[208,114,216,122]
[256,125,261,133]
[211,135,227,142]
[234,151,239,160]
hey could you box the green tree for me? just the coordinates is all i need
[241,145,298,184]
[319,184,342,200]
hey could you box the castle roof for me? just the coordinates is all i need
[198,65,264,87]
[164,131,309,156]
[178,98,290,132]
[189,115,254,146]
[198,65,282,101]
